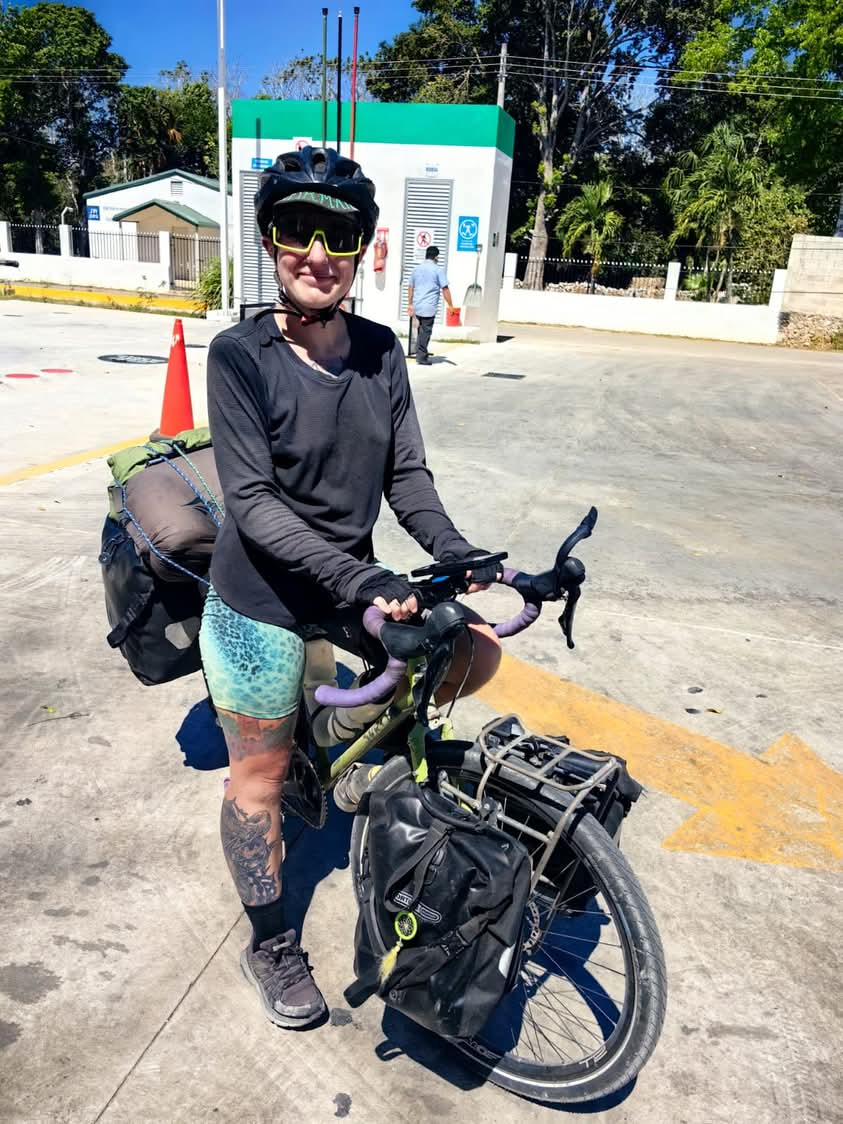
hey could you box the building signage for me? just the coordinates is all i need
[457,216,479,251]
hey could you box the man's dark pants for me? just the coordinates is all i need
[415,316,435,362]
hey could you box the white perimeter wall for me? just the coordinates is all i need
[499,271,788,346]
[1,252,170,291]
[232,137,511,341]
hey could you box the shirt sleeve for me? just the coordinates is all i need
[207,333,379,605]
[438,267,450,288]
[383,335,475,559]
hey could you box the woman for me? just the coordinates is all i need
[200,147,499,1029]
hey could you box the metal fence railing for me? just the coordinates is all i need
[516,255,668,298]
[171,233,221,287]
[71,226,160,263]
[9,223,61,255]
[678,264,775,306]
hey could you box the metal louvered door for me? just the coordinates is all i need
[240,170,277,309]
[399,178,454,323]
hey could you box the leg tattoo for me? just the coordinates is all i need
[221,796,281,905]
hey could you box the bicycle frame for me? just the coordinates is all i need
[311,657,452,789]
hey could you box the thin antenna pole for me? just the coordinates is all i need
[336,10,343,153]
[321,8,328,148]
[497,39,508,108]
[350,6,360,159]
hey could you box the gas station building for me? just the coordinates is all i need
[230,100,515,342]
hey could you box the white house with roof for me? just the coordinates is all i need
[82,170,233,275]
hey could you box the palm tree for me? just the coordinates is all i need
[665,124,765,302]
[555,181,624,293]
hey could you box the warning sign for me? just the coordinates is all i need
[413,227,436,261]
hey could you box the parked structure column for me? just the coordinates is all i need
[503,251,518,289]
[158,231,173,288]
[59,224,72,257]
[664,260,681,301]
[0,222,11,255]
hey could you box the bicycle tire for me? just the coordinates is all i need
[349,743,667,1105]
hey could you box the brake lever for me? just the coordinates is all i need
[558,588,581,650]
[556,557,586,648]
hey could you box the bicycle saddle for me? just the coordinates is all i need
[380,602,467,661]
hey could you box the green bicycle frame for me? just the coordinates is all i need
[315,658,454,788]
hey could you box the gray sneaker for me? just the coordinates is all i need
[240,930,326,1028]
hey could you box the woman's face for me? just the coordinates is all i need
[263,205,362,312]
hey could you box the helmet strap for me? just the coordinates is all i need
[272,247,362,327]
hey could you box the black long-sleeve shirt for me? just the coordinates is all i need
[207,310,474,628]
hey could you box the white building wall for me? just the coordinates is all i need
[498,284,785,345]
[86,176,227,225]
[2,251,170,291]
[232,137,510,341]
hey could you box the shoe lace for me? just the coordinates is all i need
[264,938,312,987]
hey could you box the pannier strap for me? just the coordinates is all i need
[382,823,451,913]
[106,589,154,647]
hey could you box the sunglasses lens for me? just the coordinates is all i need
[273,208,361,255]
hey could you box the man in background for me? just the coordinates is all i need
[407,246,454,366]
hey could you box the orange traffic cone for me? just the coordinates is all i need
[154,319,194,439]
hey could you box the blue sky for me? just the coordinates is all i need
[29,0,419,90]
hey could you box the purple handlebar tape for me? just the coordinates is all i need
[313,575,545,706]
[494,568,542,638]
[314,605,407,708]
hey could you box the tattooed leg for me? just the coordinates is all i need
[216,707,298,907]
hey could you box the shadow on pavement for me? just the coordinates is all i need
[177,697,228,771]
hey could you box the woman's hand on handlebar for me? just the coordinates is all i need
[355,571,419,621]
[372,593,419,621]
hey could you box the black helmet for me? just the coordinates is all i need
[255,146,379,243]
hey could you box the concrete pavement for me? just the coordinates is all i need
[0,303,841,1123]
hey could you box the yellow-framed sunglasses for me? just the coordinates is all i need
[271,221,363,258]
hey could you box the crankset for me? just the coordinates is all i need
[281,747,327,829]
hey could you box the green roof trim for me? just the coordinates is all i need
[84,169,222,201]
[111,199,219,228]
[232,101,515,157]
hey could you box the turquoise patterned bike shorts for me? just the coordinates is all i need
[199,586,306,719]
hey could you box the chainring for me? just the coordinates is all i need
[281,747,327,829]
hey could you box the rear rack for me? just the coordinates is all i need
[437,715,624,891]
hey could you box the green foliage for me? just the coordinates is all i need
[675,0,843,232]
[555,181,624,284]
[0,2,127,220]
[112,62,218,182]
[735,180,813,270]
[193,256,234,313]
[665,124,765,255]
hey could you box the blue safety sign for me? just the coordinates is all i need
[86,205,100,221]
[251,157,272,170]
[457,216,480,251]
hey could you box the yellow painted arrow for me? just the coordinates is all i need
[477,653,843,872]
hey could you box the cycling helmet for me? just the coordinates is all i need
[255,146,379,243]
[255,146,379,325]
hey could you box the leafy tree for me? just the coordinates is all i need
[665,123,766,299]
[676,0,843,233]
[555,179,623,289]
[734,180,813,271]
[111,62,218,181]
[0,3,126,221]
[367,0,717,287]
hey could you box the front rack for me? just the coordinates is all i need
[437,715,624,891]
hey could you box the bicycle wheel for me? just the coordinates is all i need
[349,743,667,1105]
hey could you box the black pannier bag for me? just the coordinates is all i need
[100,516,205,686]
[352,776,531,1039]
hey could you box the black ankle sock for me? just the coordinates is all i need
[244,898,286,951]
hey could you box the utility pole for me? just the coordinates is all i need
[497,39,508,108]
[216,0,230,317]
